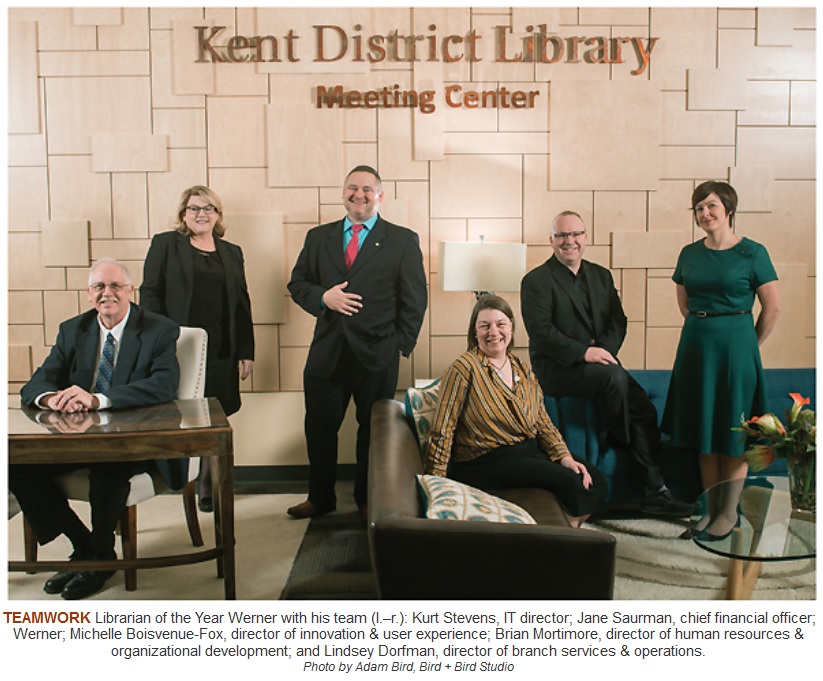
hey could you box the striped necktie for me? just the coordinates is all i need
[94,332,115,393]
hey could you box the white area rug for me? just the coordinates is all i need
[8,498,815,601]
[590,517,816,600]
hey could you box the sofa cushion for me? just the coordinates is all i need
[404,380,440,456]
[416,474,536,524]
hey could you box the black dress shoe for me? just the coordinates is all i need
[61,569,115,600]
[44,550,86,594]
[198,497,213,513]
[286,499,335,519]
[640,489,693,517]
[44,570,77,595]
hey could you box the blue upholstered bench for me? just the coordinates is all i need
[544,368,816,508]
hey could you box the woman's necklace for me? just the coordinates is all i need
[488,355,509,376]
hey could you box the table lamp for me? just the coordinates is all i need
[437,237,527,299]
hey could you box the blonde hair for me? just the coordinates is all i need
[174,185,226,237]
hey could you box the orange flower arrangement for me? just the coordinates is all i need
[734,393,815,511]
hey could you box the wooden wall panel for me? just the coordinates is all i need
[229,214,286,324]
[97,8,150,51]
[112,174,150,239]
[207,97,268,168]
[719,28,815,80]
[739,81,791,127]
[48,156,113,239]
[46,77,152,155]
[790,82,816,126]
[550,80,660,190]
[8,292,44,325]
[91,134,169,172]
[8,21,40,134]
[736,128,815,180]
[612,231,690,269]
[687,69,748,111]
[248,325,280,392]
[650,8,717,90]
[39,51,150,77]
[661,92,736,146]
[9,167,49,232]
[593,192,647,246]
[431,154,522,218]
[72,8,122,26]
[41,221,90,267]
[5,6,816,470]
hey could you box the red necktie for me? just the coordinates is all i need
[345,224,364,269]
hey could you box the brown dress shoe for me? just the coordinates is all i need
[286,499,335,519]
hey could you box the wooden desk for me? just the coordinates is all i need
[8,398,236,599]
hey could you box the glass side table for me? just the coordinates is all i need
[690,476,816,600]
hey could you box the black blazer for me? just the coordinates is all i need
[140,231,254,363]
[288,216,428,378]
[521,256,627,393]
[20,304,188,490]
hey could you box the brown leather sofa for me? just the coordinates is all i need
[367,399,617,600]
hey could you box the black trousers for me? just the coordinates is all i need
[303,341,399,508]
[551,362,664,490]
[449,441,608,518]
[9,460,155,557]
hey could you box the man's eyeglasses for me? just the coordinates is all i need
[552,231,586,240]
[88,282,130,293]
[186,204,217,214]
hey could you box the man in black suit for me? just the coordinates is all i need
[520,211,690,516]
[10,258,182,599]
[287,165,427,521]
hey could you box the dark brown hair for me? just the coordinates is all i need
[691,181,738,227]
[467,295,515,351]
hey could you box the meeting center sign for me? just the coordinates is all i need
[194,23,660,115]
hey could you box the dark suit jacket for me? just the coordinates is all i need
[521,256,627,394]
[140,231,254,363]
[288,216,427,377]
[20,303,187,489]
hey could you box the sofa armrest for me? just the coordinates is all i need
[369,399,425,520]
[370,516,615,600]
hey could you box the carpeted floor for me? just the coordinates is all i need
[8,495,816,601]
[281,509,377,600]
[591,516,816,600]
[7,493,309,600]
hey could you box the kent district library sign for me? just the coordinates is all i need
[194,22,660,114]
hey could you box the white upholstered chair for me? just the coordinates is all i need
[23,326,209,591]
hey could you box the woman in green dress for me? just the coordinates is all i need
[662,181,781,538]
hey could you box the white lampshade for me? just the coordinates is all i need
[437,240,527,293]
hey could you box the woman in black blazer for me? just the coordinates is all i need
[141,185,254,512]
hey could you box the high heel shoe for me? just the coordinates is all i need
[695,515,740,542]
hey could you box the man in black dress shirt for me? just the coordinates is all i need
[520,211,690,516]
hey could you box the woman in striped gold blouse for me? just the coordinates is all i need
[425,295,607,527]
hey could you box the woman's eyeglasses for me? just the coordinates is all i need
[186,204,217,214]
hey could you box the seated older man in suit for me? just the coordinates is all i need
[9,258,183,600]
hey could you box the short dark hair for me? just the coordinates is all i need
[467,295,516,351]
[346,165,382,186]
[691,181,738,227]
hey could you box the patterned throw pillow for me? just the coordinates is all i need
[416,474,536,524]
[404,379,441,456]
